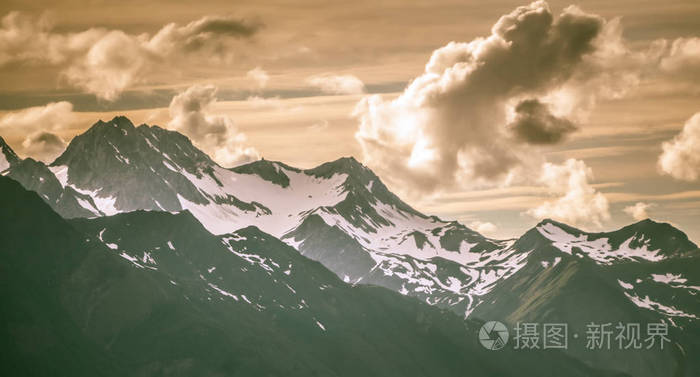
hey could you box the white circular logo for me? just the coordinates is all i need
[479,321,509,350]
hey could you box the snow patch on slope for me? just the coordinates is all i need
[364,242,529,317]
[174,164,349,236]
[0,152,9,172]
[313,202,510,266]
[624,292,698,320]
[537,223,665,264]
[49,165,119,216]
[651,273,700,292]
[208,282,239,301]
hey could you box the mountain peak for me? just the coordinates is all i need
[618,218,679,233]
[630,218,659,226]
[537,218,558,226]
[616,218,696,249]
[306,156,375,180]
[527,216,697,263]
[53,116,212,168]
[0,135,20,171]
[537,218,565,226]
[336,156,359,164]
[108,115,135,129]
[48,116,221,213]
[535,218,583,235]
[89,115,136,134]
[330,156,362,168]
[52,116,140,166]
[231,159,300,188]
[234,159,300,173]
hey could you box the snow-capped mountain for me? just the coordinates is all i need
[285,209,527,317]
[1,175,608,377]
[2,115,699,376]
[3,116,530,317]
[49,115,238,216]
[45,116,352,236]
[2,115,698,327]
[533,218,697,263]
[472,219,700,377]
[510,219,700,325]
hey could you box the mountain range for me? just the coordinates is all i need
[1,116,699,376]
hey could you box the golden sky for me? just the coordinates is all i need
[1,0,699,241]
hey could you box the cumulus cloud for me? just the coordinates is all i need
[168,85,259,167]
[246,67,269,89]
[0,101,76,162]
[468,221,497,236]
[307,74,365,95]
[508,99,577,144]
[354,1,646,194]
[21,132,66,162]
[623,202,654,221]
[0,12,260,100]
[0,101,75,130]
[658,112,700,181]
[527,159,610,228]
[62,30,152,101]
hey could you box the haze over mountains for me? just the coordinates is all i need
[2,116,699,376]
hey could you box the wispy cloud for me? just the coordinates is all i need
[306,74,365,95]
[0,12,261,100]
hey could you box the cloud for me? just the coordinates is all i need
[623,202,654,221]
[468,221,497,236]
[62,30,152,102]
[0,101,75,130]
[354,1,646,194]
[659,37,700,80]
[0,101,76,161]
[309,119,329,131]
[507,99,577,144]
[146,16,260,61]
[170,16,260,47]
[245,95,284,109]
[246,67,270,89]
[658,113,700,181]
[168,84,259,167]
[0,12,83,65]
[0,12,260,100]
[21,131,66,163]
[307,74,365,95]
[527,159,610,228]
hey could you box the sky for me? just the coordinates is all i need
[1,0,699,242]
